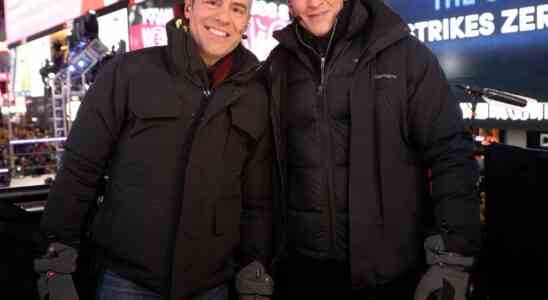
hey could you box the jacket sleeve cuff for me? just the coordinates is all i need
[236,260,274,296]
[425,235,475,270]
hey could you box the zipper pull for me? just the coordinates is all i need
[318,56,326,96]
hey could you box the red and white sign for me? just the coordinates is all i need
[4,0,121,44]
[128,5,174,51]
[129,24,170,50]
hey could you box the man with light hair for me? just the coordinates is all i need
[37,0,274,299]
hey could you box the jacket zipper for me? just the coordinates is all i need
[169,62,257,287]
[295,21,339,257]
[166,43,264,294]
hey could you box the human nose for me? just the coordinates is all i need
[307,0,324,9]
[213,5,231,25]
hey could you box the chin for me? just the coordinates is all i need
[303,23,332,37]
[317,29,331,36]
[207,47,228,56]
[311,28,331,37]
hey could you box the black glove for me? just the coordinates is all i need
[34,242,79,300]
[414,235,474,300]
[236,260,274,300]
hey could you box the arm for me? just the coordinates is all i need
[406,38,481,256]
[237,121,275,299]
[406,38,481,300]
[239,122,274,267]
[40,57,127,246]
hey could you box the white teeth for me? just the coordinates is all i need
[208,27,228,37]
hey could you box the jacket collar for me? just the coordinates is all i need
[165,17,262,88]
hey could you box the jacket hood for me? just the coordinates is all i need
[273,0,410,57]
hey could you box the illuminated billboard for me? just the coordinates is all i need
[385,0,548,104]
[13,36,51,98]
[98,8,130,53]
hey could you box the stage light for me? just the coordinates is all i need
[66,39,108,75]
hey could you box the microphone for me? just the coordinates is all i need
[456,84,528,107]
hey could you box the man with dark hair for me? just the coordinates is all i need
[38,0,274,299]
[266,0,480,299]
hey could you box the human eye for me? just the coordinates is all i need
[204,0,218,6]
[232,4,247,15]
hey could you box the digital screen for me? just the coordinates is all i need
[385,0,548,103]
[4,0,81,44]
[13,36,51,98]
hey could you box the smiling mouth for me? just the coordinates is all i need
[205,26,229,38]
[308,11,328,19]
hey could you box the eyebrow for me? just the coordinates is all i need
[232,2,249,11]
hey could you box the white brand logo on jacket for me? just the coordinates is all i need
[374,74,398,80]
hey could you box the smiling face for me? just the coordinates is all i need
[289,0,343,37]
[184,0,252,66]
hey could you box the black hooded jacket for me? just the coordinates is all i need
[267,0,480,288]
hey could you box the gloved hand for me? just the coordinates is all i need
[414,235,474,300]
[34,242,79,300]
[236,260,274,300]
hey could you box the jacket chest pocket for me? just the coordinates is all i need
[127,92,183,140]
[117,91,184,182]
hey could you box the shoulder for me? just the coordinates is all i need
[91,46,173,91]
[376,36,443,84]
[115,46,169,77]
[400,36,441,71]
[259,45,291,92]
[264,45,289,74]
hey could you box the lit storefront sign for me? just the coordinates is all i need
[460,102,548,122]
